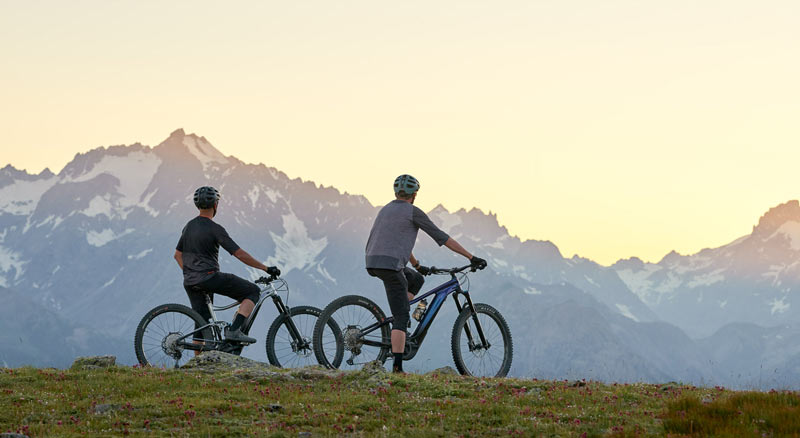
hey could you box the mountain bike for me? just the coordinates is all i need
[134,274,342,369]
[312,264,513,377]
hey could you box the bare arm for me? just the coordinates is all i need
[444,238,473,260]
[234,248,270,272]
[409,253,420,268]
[174,250,183,270]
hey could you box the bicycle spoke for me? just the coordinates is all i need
[140,310,200,369]
[455,309,509,377]
[270,313,317,368]
[323,304,385,371]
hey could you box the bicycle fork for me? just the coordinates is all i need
[452,292,491,351]
[269,296,310,352]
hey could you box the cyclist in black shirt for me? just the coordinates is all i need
[174,186,279,344]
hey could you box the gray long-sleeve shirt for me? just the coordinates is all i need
[365,199,450,271]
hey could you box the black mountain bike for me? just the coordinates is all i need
[312,264,512,377]
[134,274,342,369]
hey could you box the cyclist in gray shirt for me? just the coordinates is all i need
[365,174,487,373]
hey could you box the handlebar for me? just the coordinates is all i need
[428,264,485,275]
[255,275,279,285]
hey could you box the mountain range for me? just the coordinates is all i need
[1,129,798,389]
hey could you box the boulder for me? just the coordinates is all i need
[181,351,287,381]
[290,366,345,380]
[70,356,116,370]
[426,366,459,376]
[361,360,388,376]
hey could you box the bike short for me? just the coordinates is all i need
[184,272,260,327]
[366,267,424,331]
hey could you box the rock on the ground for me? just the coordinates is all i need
[290,366,345,380]
[182,351,288,381]
[1,433,30,438]
[361,360,388,375]
[426,366,459,376]
[70,356,116,370]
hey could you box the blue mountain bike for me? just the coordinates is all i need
[312,264,513,377]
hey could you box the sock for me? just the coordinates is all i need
[230,313,246,332]
[393,352,403,372]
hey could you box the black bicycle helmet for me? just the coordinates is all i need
[394,174,420,195]
[193,186,220,209]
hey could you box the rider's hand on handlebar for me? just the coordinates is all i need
[415,265,431,276]
[469,256,487,271]
[266,266,281,277]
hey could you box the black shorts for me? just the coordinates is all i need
[367,267,425,331]
[184,272,260,325]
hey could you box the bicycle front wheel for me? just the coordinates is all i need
[451,303,513,377]
[313,295,391,370]
[134,303,211,369]
[266,305,342,368]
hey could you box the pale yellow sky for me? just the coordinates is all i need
[1,1,799,265]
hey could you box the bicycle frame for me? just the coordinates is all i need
[175,277,305,352]
[357,268,491,360]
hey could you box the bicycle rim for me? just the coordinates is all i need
[317,299,389,370]
[269,311,318,368]
[138,308,205,369]
[452,305,512,377]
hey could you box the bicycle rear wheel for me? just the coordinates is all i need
[134,303,212,368]
[266,305,343,368]
[313,295,390,370]
[451,303,513,377]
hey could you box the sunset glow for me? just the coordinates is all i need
[1,1,798,265]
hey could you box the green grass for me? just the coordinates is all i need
[1,366,798,437]
[663,390,800,437]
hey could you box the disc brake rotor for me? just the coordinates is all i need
[293,337,313,357]
[161,332,184,359]
[343,326,363,355]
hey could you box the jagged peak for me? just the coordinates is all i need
[1,164,56,181]
[155,128,228,169]
[429,203,450,214]
[611,256,645,271]
[169,128,186,138]
[658,250,684,265]
[752,200,800,237]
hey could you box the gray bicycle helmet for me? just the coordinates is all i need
[394,174,420,195]
[193,186,220,209]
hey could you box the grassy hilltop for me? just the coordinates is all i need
[1,355,799,437]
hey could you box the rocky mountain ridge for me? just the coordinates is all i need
[1,129,798,389]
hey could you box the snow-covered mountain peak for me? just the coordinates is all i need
[753,200,800,238]
[158,128,228,170]
[1,164,53,179]
[0,165,54,190]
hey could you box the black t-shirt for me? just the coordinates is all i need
[176,216,241,285]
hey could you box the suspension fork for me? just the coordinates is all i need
[452,290,490,349]
[268,295,307,346]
